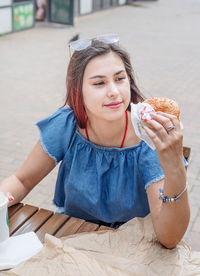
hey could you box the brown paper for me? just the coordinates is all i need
[2,215,200,276]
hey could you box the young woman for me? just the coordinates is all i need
[0,35,190,249]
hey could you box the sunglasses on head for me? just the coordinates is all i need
[68,34,119,56]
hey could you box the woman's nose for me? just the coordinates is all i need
[107,82,119,98]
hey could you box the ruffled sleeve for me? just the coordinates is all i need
[138,142,165,189]
[35,107,76,165]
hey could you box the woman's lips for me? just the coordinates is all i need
[104,102,122,109]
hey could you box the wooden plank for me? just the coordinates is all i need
[8,203,24,218]
[98,225,113,231]
[36,213,69,243]
[55,217,85,238]
[76,221,99,233]
[9,204,38,235]
[12,208,53,237]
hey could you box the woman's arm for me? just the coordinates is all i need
[0,140,56,207]
[144,112,190,249]
[147,176,190,249]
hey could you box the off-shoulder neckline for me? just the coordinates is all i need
[75,129,143,152]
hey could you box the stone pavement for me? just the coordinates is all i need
[0,0,200,250]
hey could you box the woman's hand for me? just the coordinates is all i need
[143,111,184,172]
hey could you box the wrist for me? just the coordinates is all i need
[163,159,186,177]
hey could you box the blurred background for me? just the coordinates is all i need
[0,0,200,249]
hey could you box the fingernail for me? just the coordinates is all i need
[8,195,14,202]
[7,192,14,202]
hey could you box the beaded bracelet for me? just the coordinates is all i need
[159,185,187,203]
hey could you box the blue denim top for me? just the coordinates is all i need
[36,107,165,223]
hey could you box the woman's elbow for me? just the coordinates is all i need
[159,239,179,249]
[158,233,186,249]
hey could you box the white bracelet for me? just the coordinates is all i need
[159,185,187,203]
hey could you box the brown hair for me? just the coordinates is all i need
[65,40,144,128]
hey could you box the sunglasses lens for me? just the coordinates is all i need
[69,34,119,56]
[70,39,91,51]
[96,34,119,44]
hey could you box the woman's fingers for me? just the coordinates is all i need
[144,119,168,142]
[155,111,181,131]
[143,125,163,149]
[144,112,182,139]
[142,111,183,152]
[142,111,184,171]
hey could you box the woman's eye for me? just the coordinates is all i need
[116,77,125,81]
[93,81,104,86]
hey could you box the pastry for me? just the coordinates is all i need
[143,97,180,120]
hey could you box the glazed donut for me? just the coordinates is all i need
[143,97,180,120]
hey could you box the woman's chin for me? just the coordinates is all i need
[102,109,126,121]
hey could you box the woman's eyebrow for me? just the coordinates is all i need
[89,70,125,80]
[89,75,105,79]
[114,70,125,76]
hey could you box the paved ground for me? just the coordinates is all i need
[0,0,200,250]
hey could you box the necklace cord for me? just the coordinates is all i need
[85,117,90,141]
[120,110,128,148]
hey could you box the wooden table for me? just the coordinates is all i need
[8,203,111,243]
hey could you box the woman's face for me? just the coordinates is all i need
[82,51,131,122]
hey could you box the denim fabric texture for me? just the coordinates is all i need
[36,107,166,223]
